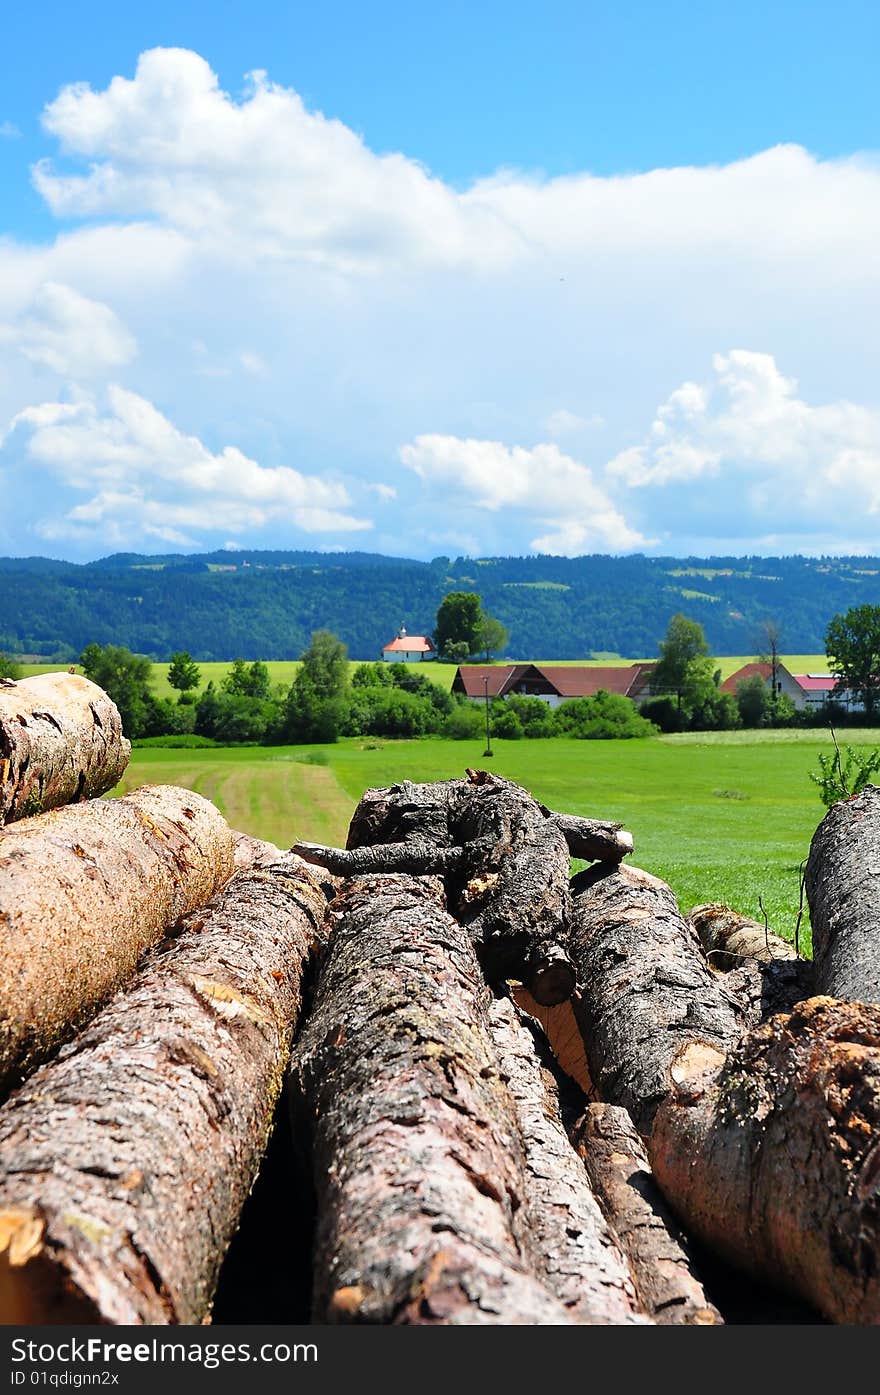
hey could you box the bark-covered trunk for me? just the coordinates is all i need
[722,958,815,1026]
[805,784,880,1003]
[0,858,327,1324]
[539,810,633,863]
[569,863,748,1133]
[344,772,577,1004]
[0,784,233,1089]
[232,829,283,871]
[0,673,130,826]
[688,902,798,970]
[289,872,576,1325]
[649,996,880,1324]
[485,997,644,1323]
[574,1104,720,1325]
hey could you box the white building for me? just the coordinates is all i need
[381,626,436,663]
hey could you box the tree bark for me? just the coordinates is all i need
[345,772,577,1005]
[485,998,644,1323]
[539,809,634,863]
[290,872,576,1325]
[574,1103,721,1325]
[688,902,797,970]
[569,863,748,1134]
[0,859,328,1324]
[721,958,815,1027]
[805,784,880,1003]
[0,784,233,1089]
[292,839,466,878]
[232,829,283,871]
[0,673,130,826]
[649,996,880,1325]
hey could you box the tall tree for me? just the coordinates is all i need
[79,643,153,738]
[434,592,484,659]
[825,605,880,718]
[474,614,510,662]
[282,631,349,743]
[650,614,710,719]
[167,651,201,696]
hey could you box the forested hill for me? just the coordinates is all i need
[1,550,879,662]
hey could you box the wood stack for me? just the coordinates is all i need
[1,671,878,1326]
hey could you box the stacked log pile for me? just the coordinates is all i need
[1,672,880,1325]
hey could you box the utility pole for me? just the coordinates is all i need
[483,675,493,758]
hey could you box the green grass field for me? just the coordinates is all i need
[112,727,867,955]
[20,652,831,697]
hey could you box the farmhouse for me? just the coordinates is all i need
[381,626,436,662]
[720,662,863,712]
[452,663,656,707]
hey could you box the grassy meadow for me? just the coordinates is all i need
[110,725,873,956]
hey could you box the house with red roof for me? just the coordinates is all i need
[452,663,656,707]
[381,626,437,663]
[720,662,863,712]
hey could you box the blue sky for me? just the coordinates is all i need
[1,3,879,560]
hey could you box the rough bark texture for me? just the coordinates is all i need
[539,809,634,863]
[806,784,880,1004]
[722,958,815,1027]
[232,829,283,871]
[649,996,880,1325]
[290,872,575,1325]
[689,902,798,970]
[0,673,130,826]
[292,839,466,878]
[574,1103,720,1325]
[0,858,327,1324]
[0,784,233,1089]
[345,772,576,1005]
[570,863,748,1134]
[485,997,644,1323]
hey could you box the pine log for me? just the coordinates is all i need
[0,673,130,826]
[0,858,328,1324]
[0,784,233,1088]
[688,902,798,970]
[574,1103,720,1325]
[485,998,644,1323]
[539,809,634,863]
[344,772,577,1004]
[805,784,880,1003]
[290,872,577,1324]
[570,863,748,1134]
[649,996,880,1324]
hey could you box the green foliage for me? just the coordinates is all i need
[223,658,272,700]
[551,690,659,740]
[639,696,681,733]
[0,652,21,680]
[435,592,484,658]
[651,614,710,705]
[473,613,510,661]
[825,604,880,717]
[809,737,880,807]
[133,734,219,748]
[445,703,485,740]
[736,674,770,727]
[79,642,154,738]
[351,662,393,688]
[281,631,350,743]
[167,651,201,694]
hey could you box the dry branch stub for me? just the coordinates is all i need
[290,872,578,1325]
[0,857,328,1324]
[649,996,880,1324]
[574,1103,720,1325]
[806,784,880,1004]
[0,672,130,826]
[0,783,233,1089]
[569,863,748,1134]
[485,998,645,1323]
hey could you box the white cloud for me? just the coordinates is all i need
[4,384,372,546]
[400,434,646,554]
[0,122,20,139]
[0,282,137,376]
[543,409,604,438]
[605,349,880,544]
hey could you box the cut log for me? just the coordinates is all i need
[345,772,577,1005]
[511,987,593,1095]
[574,1103,720,1325]
[0,784,233,1089]
[688,902,798,970]
[722,958,815,1026]
[805,784,880,1003]
[649,996,880,1325]
[232,829,283,871]
[539,809,634,863]
[485,997,644,1323]
[290,872,576,1325]
[570,863,748,1133]
[0,858,328,1324]
[0,672,130,826]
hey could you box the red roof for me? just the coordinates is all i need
[382,635,435,653]
[452,663,656,700]
[719,662,773,694]
[794,674,837,692]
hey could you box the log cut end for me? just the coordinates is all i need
[0,1210,102,1325]
[526,941,577,1007]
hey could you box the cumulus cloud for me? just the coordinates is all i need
[3,384,372,546]
[0,282,137,376]
[606,349,880,543]
[400,434,646,554]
